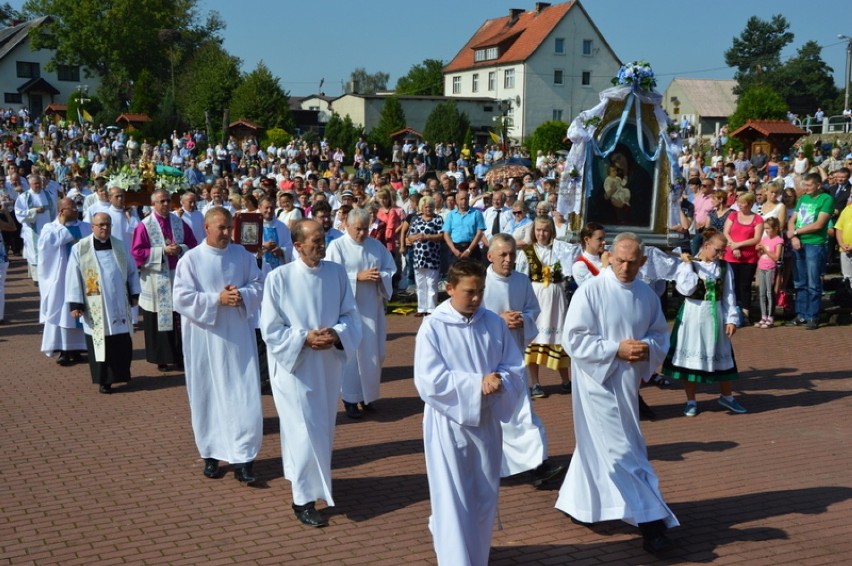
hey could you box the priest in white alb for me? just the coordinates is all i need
[415,260,526,566]
[482,234,563,486]
[15,173,56,281]
[326,207,395,419]
[554,233,677,556]
[66,212,140,394]
[131,189,197,372]
[38,198,91,365]
[260,219,361,528]
[173,207,263,485]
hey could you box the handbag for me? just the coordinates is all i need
[776,290,790,309]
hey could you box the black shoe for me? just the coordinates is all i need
[643,534,675,555]
[203,458,219,479]
[531,460,565,487]
[360,402,375,412]
[293,503,327,527]
[234,463,257,485]
[784,318,807,327]
[639,395,656,421]
[98,384,112,394]
[344,401,362,419]
[157,364,170,372]
[57,352,72,366]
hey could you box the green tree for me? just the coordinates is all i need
[66,89,102,125]
[423,101,470,147]
[526,120,569,159]
[395,59,445,96]
[724,15,793,96]
[368,96,406,154]
[1,2,23,25]
[176,40,242,137]
[346,68,389,95]
[727,84,788,133]
[22,0,223,116]
[229,61,293,131]
[774,41,839,112]
[324,112,363,161]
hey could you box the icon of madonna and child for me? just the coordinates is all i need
[586,123,657,229]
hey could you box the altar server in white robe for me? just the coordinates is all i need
[414,260,526,566]
[102,187,139,253]
[66,213,140,394]
[260,219,361,528]
[326,207,395,419]
[555,232,678,556]
[14,174,56,281]
[38,198,91,364]
[483,234,564,485]
[173,207,264,485]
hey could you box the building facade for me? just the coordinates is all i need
[442,1,620,142]
[0,17,100,119]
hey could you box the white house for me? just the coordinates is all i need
[442,1,620,142]
[662,78,738,139]
[0,17,99,119]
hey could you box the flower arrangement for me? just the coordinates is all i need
[611,60,656,92]
[541,261,563,287]
[107,166,142,192]
[154,174,188,194]
[583,115,602,129]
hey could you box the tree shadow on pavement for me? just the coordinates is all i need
[492,486,852,564]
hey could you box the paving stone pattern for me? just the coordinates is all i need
[2,258,851,565]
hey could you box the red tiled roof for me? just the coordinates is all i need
[444,2,575,73]
[229,119,262,130]
[115,113,151,123]
[730,120,807,138]
[44,103,68,113]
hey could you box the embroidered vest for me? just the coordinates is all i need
[523,244,563,284]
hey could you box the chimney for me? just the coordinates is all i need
[535,2,551,12]
[508,8,524,24]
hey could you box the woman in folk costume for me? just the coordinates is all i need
[662,229,746,417]
[515,215,570,399]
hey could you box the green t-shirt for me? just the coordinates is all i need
[793,191,834,245]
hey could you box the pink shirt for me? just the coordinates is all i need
[693,191,716,226]
[724,213,763,264]
[757,234,783,270]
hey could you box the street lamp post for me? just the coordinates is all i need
[840,34,852,113]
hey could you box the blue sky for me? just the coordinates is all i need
[13,0,852,98]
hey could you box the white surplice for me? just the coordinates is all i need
[14,190,55,277]
[414,300,526,566]
[38,219,91,354]
[259,258,361,506]
[173,242,264,464]
[482,266,548,477]
[326,233,396,404]
[555,268,678,529]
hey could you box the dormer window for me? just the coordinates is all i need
[474,46,499,62]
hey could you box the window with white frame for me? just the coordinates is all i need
[504,69,515,89]
[472,73,479,93]
[553,109,563,121]
[554,69,564,85]
[452,76,461,94]
[488,72,496,91]
[582,39,593,56]
[474,47,499,62]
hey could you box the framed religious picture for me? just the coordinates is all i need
[233,212,262,252]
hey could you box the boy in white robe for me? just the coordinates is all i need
[555,233,678,555]
[38,198,91,363]
[260,219,361,528]
[326,207,396,419]
[483,234,564,485]
[173,208,264,484]
[414,260,525,566]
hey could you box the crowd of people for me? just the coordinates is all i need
[2,114,852,565]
